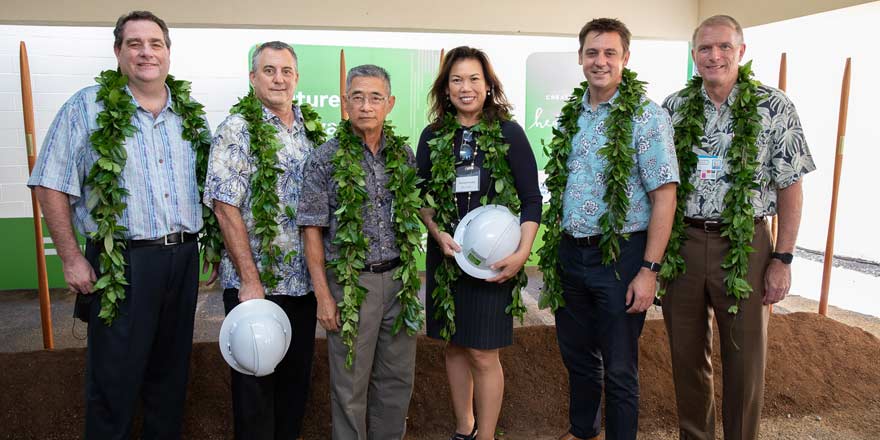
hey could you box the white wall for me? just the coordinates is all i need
[0,24,686,219]
[744,1,880,260]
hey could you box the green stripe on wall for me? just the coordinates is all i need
[0,216,545,291]
[0,217,68,289]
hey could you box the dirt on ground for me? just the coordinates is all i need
[1,312,878,439]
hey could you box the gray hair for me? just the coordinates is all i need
[345,64,391,95]
[693,15,744,47]
[250,41,298,73]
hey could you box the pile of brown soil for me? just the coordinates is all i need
[1,312,878,439]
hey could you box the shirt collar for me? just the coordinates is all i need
[261,103,304,132]
[125,83,174,114]
[581,87,621,113]
[699,82,740,109]
[360,131,387,155]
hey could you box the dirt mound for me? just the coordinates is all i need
[1,312,878,439]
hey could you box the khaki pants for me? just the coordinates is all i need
[662,222,773,440]
[326,270,417,440]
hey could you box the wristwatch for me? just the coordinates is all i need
[771,252,794,264]
[642,260,662,273]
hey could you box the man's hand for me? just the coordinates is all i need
[487,250,529,283]
[202,260,219,285]
[625,269,657,314]
[316,294,341,332]
[436,231,461,257]
[64,254,97,294]
[763,259,791,305]
[237,280,265,302]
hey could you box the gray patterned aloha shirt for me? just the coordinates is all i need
[204,105,314,297]
[296,134,414,265]
[662,84,816,219]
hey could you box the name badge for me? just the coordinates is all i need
[697,155,722,180]
[455,166,481,193]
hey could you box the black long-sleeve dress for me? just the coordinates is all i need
[416,119,541,349]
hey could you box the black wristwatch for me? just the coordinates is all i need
[642,260,662,273]
[771,252,794,264]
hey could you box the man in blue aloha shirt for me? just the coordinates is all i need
[28,11,206,439]
[204,41,317,440]
[555,18,679,440]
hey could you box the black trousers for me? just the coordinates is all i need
[554,232,648,440]
[83,240,199,440]
[223,289,318,440]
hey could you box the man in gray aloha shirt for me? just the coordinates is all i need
[661,15,816,440]
[298,64,416,440]
[204,41,317,440]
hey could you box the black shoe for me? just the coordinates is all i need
[449,424,478,440]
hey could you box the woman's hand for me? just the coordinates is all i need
[436,231,462,257]
[486,250,530,283]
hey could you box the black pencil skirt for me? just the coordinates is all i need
[425,243,514,350]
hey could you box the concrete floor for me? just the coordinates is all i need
[2,263,878,353]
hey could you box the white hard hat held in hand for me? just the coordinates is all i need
[453,204,521,280]
[219,299,292,377]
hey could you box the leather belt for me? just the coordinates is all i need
[563,232,602,247]
[684,217,765,232]
[365,257,401,273]
[130,232,199,248]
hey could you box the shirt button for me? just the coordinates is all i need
[159,159,164,164]
[164,193,169,198]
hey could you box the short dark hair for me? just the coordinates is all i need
[428,46,512,129]
[693,15,744,46]
[251,41,299,73]
[578,18,631,54]
[113,11,171,49]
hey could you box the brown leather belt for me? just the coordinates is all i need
[365,257,401,273]
[684,217,765,232]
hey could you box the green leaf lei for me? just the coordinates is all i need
[659,62,763,315]
[424,114,528,340]
[330,119,424,368]
[537,68,648,312]
[230,91,327,290]
[87,70,220,324]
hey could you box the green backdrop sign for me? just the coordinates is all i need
[1,44,442,290]
[252,44,441,144]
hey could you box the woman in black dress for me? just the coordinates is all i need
[416,46,541,440]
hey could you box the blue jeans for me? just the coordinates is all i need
[554,231,648,440]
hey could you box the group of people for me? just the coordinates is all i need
[27,9,814,440]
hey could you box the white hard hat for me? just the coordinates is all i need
[453,205,522,279]
[219,299,292,377]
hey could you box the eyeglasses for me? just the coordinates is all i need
[347,94,388,106]
[459,129,475,162]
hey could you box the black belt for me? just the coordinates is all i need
[684,217,765,232]
[563,232,601,247]
[563,230,647,247]
[365,257,401,273]
[129,232,199,248]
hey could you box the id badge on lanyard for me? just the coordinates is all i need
[455,165,481,193]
